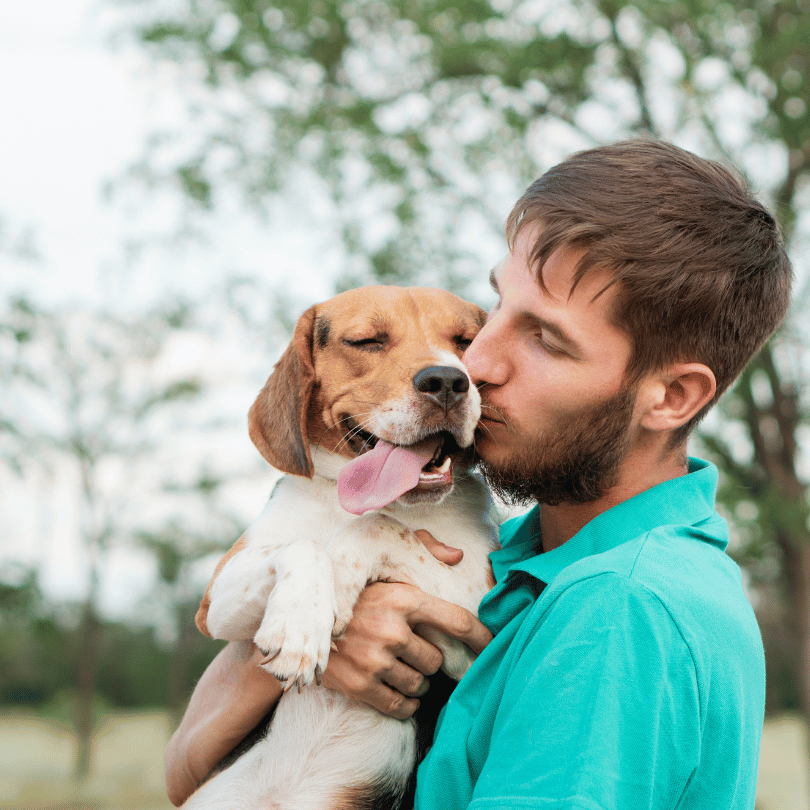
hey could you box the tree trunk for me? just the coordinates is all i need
[74,601,101,780]
[779,534,810,722]
[169,601,198,724]
[739,347,810,726]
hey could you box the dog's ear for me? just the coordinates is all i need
[471,303,488,331]
[248,306,317,477]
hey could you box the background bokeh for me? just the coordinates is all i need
[2,1,809,807]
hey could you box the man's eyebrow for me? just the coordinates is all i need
[488,266,499,293]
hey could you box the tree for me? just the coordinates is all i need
[0,297,208,778]
[139,518,237,721]
[0,566,74,707]
[120,0,605,295]
[0,565,222,713]
[123,0,809,721]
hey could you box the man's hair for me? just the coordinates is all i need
[506,139,793,443]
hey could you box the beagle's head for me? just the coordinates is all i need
[249,286,487,508]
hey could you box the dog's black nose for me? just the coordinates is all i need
[413,366,470,411]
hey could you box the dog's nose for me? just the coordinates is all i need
[413,366,470,411]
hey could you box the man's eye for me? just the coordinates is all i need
[536,334,564,356]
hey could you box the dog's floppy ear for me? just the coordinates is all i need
[248,306,317,477]
[472,304,488,331]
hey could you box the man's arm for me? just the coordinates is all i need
[165,640,283,806]
[165,535,492,805]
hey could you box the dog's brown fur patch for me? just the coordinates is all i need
[195,533,249,636]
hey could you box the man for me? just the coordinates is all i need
[166,140,791,808]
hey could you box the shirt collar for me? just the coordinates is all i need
[490,457,722,588]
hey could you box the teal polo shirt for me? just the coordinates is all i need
[415,458,765,810]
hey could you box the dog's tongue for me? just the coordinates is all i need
[337,438,440,515]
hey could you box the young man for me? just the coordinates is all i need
[166,140,792,808]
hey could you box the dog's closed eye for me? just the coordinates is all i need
[343,334,389,352]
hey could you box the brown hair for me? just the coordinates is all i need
[506,139,793,443]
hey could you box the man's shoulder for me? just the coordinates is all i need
[553,509,731,585]
[535,521,763,676]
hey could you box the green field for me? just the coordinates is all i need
[0,711,807,809]
[0,710,172,810]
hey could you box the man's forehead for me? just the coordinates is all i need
[494,233,619,307]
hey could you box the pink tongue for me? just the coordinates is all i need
[337,438,440,515]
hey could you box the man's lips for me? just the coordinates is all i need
[478,405,507,428]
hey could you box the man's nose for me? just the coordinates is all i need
[463,315,508,387]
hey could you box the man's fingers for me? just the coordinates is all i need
[407,592,493,655]
[322,651,421,720]
[371,684,421,720]
[381,657,432,698]
[383,582,493,654]
[393,632,445,678]
[413,529,464,566]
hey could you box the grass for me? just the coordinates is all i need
[0,709,173,810]
[757,714,810,810]
[0,709,807,809]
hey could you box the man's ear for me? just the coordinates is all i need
[638,363,716,433]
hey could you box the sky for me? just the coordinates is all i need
[0,1,143,302]
[0,0,342,312]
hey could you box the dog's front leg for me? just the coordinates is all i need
[253,539,338,690]
[328,513,427,637]
[202,537,282,641]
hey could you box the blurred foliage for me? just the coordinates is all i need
[0,570,72,707]
[0,568,220,711]
[122,0,810,295]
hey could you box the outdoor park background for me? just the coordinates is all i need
[2,1,810,808]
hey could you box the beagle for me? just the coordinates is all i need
[185,286,499,810]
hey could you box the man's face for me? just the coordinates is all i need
[464,226,639,506]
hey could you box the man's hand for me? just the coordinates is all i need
[322,532,493,719]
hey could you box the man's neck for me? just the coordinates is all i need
[538,443,689,552]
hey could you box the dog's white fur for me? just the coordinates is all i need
[184,287,498,810]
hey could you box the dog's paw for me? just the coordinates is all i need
[441,643,476,681]
[254,600,334,690]
[421,628,477,681]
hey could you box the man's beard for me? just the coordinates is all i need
[477,387,636,507]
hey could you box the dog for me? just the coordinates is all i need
[185,286,500,810]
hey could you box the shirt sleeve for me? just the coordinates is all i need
[468,573,701,810]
